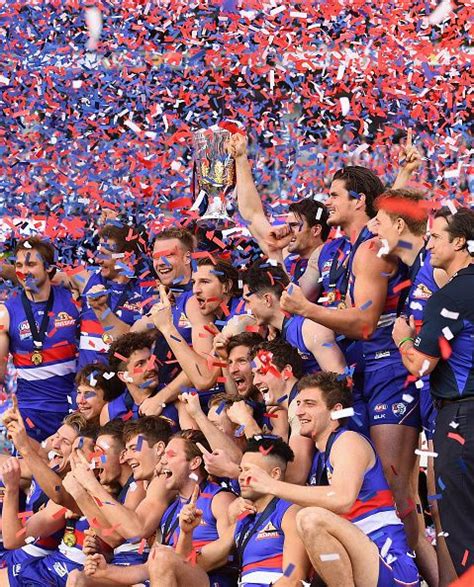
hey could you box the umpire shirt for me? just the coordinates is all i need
[413,264,474,400]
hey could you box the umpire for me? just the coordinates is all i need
[393,206,474,578]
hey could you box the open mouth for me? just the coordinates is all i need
[157,267,173,277]
[48,450,64,468]
[232,375,247,391]
[161,468,173,479]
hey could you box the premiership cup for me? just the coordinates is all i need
[191,126,236,228]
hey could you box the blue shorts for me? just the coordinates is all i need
[9,551,83,586]
[3,547,44,581]
[113,551,149,566]
[363,362,421,429]
[371,528,420,587]
[419,380,437,440]
[18,407,69,443]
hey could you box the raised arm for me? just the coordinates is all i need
[298,245,323,302]
[1,458,28,549]
[302,319,346,373]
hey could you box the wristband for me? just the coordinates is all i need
[398,336,414,348]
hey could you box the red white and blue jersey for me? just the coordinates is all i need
[404,250,439,330]
[284,254,308,285]
[106,388,178,431]
[5,286,79,412]
[282,315,319,373]
[78,271,153,368]
[235,497,293,587]
[160,481,236,585]
[349,251,408,371]
[326,430,403,538]
[57,517,90,565]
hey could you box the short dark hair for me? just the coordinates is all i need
[14,238,56,277]
[289,199,330,242]
[99,223,144,256]
[244,260,289,299]
[108,332,156,372]
[123,416,172,448]
[207,392,238,411]
[153,228,195,253]
[172,429,211,477]
[196,256,239,296]
[375,189,429,236]
[98,419,126,450]
[434,207,474,257]
[332,166,385,219]
[250,338,304,379]
[76,423,100,442]
[75,363,123,402]
[298,372,353,412]
[227,332,264,356]
[244,435,294,467]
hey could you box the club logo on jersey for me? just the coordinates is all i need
[54,312,76,328]
[392,402,407,417]
[413,283,433,300]
[256,521,280,540]
[121,301,143,313]
[53,562,69,577]
[178,312,192,329]
[374,403,388,412]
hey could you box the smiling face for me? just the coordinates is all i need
[326,179,360,228]
[159,438,200,492]
[372,209,401,254]
[96,237,122,280]
[238,451,282,501]
[286,212,315,255]
[153,238,191,287]
[48,424,79,474]
[15,249,50,293]
[76,384,106,422]
[119,348,159,393]
[252,356,286,406]
[295,387,338,441]
[125,434,162,481]
[94,434,124,486]
[228,345,255,398]
[192,265,231,317]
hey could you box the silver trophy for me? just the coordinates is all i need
[191,126,236,228]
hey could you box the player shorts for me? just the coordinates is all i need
[113,551,149,566]
[371,527,420,587]
[363,362,421,429]
[18,407,69,443]
[9,551,83,586]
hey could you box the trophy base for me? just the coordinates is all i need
[195,195,235,230]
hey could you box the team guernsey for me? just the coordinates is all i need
[402,248,439,438]
[311,428,419,586]
[284,254,308,285]
[5,285,79,440]
[160,481,237,586]
[348,245,421,429]
[106,388,178,431]
[5,479,64,584]
[79,271,152,368]
[282,315,319,373]
[234,497,293,587]
[10,516,95,586]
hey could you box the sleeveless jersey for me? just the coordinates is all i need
[57,516,91,565]
[106,389,178,430]
[318,236,364,372]
[5,286,79,412]
[282,315,319,373]
[160,481,236,585]
[323,429,403,539]
[79,272,152,368]
[235,497,293,587]
[348,246,408,370]
[284,255,308,285]
[404,250,439,330]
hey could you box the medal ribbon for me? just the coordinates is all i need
[21,288,55,353]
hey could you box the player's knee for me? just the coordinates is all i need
[148,545,178,574]
[297,506,332,537]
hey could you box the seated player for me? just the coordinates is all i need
[241,372,420,587]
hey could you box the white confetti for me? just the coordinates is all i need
[189,473,199,482]
[449,421,459,429]
[415,449,438,458]
[330,407,354,420]
[72,80,83,89]
[415,379,424,389]
[440,308,459,320]
[441,326,454,340]
[340,96,350,116]
[402,394,414,403]
[380,537,392,558]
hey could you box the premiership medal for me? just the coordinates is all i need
[327,291,337,304]
[63,531,77,547]
[337,300,347,310]
[31,350,43,365]
[102,333,113,345]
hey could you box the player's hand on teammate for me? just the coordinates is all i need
[1,457,21,490]
[280,283,310,317]
[227,496,257,525]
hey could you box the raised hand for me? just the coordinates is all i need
[1,457,21,490]
[179,391,203,419]
[179,484,203,534]
[150,285,174,332]
[227,496,257,524]
[280,283,309,317]
[227,133,248,159]
[86,284,109,313]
